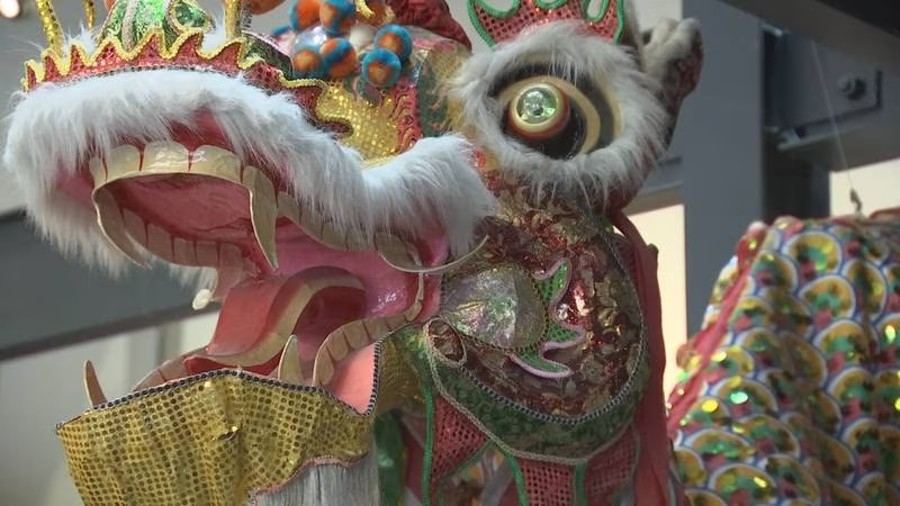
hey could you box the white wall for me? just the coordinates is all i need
[0,329,161,505]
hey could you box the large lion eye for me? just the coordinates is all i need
[497,74,616,160]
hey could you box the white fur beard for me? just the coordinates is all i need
[252,449,381,506]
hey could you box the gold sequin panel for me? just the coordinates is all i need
[57,340,419,505]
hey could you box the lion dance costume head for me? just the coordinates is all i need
[3,0,702,504]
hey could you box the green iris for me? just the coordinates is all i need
[516,87,560,125]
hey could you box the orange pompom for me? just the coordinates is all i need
[292,47,323,76]
[292,0,321,30]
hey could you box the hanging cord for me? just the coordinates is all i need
[241,1,252,32]
[810,42,864,216]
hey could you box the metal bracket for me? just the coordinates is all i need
[763,30,900,171]
[719,0,900,75]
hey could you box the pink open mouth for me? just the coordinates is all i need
[60,118,446,413]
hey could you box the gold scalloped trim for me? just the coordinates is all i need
[22,28,322,92]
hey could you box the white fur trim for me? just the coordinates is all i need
[451,21,668,207]
[3,69,496,274]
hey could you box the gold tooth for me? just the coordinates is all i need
[343,230,369,251]
[375,232,422,271]
[83,360,107,408]
[88,157,106,186]
[147,224,174,261]
[344,325,369,350]
[277,191,301,226]
[93,189,148,266]
[173,237,198,265]
[313,313,407,386]
[403,275,425,319]
[219,243,243,269]
[133,369,165,391]
[277,335,303,384]
[104,145,142,182]
[243,165,279,269]
[311,353,335,387]
[320,222,347,250]
[278,191,369,252]
[143,142,189,174]
[122,208,148,246]
[326,332,349,361]
[300,206,327,242]
[312,273,425,386]
[211,266,244,301]
[191,145,241,182]
[196,241,219,265]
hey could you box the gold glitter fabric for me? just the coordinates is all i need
[57,341,419,505]
[35,0,63,53]
[315,29,468,160]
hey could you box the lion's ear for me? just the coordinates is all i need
[641,19,704,146]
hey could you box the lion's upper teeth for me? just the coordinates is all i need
[276,335,303,384]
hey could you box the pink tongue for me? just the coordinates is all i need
[205,277,287,357]
[205,268,350,357]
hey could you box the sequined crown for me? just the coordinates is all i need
[24,0,295,92]
[467,0,627,46]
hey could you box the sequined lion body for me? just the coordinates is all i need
[3,0,702,504]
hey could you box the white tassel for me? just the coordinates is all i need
[253,448,381,506]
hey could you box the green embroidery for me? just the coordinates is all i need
[468,0,627,47]
[433,355,648,458]
[471,0,521,19]
[495,445,528,506]
[99,0,212,49]
[374,412,407,506]
[574,462,588,505]
[535,0,569,10]
[421,386,437,506]
[581,0,609,23]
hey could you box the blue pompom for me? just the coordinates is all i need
[374,25,413,62]
[361,48,402,88]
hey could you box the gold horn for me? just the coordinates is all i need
[35,0,64,54]
[83,0,96,29]
[223,0,248,38]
